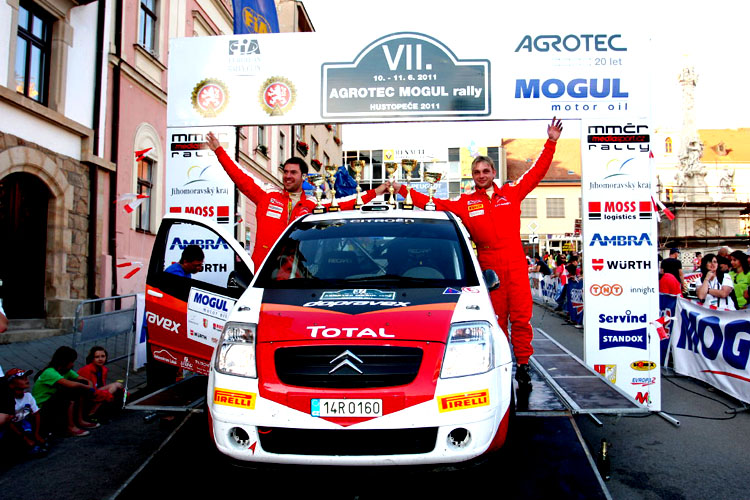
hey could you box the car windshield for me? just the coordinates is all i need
[254,217,479,289]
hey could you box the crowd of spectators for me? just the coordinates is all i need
[659,246,750,311]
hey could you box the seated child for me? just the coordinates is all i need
[4,368,47,456]
[32,346,99,437]
[77,346,124,420]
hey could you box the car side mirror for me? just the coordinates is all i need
[483,269,499,291]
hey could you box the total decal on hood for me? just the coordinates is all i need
[257,288,461,343]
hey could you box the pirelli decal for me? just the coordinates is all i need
[437,389,490,412]
[214,388,257,410]
[467,203,484,212]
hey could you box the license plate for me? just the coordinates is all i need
[311,399,383,417]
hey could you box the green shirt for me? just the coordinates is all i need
[730,270,750,309]
[31,367,79,406]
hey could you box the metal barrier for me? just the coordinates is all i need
[71,294,138,403]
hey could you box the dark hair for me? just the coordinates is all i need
[660,259,680,284]
[729,250,750,274]
[283,157,308,175]
[86,345,108,365]
[700,253,724,283]
[35,346,77,380]
[180,244,204,263]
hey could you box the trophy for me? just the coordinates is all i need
[350,160,365,209]
[401,159,417,210]
[423,170,443,211]
[384,162,398,206]
[306,173,326,214]
[324,164,340,212]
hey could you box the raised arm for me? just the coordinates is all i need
[206,131,267,203]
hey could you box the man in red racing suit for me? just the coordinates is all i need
[207,132,388,270]
[394,118,563,389]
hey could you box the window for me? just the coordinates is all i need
[139,0,158,54]
[546,198,565,218]
[279,131,286,160]
[521,198,537,218]
[311,138,319,161]
[15,2,52,104]
[257,125,266,148]
[137,157,154,232]
[665,137,672,154]
[324,153,330,167]
[294,125,303,142]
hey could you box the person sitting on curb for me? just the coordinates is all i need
[32,346,99,437]
[77,346,125,422]
[2,368,47,456]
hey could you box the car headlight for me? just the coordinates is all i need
[440,321,494,378]
[215,322,257,378]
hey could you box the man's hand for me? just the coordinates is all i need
[206,131,220,152]
[547,117,563,142]
[374,181,390,195]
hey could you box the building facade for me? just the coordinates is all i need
[0,0,340,328]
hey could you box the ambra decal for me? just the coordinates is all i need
[187,288,236,347]
[438,390,490,412]
[164,224,235,288]
[214,388,257,410]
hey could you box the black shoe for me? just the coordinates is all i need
[515,363,533,389]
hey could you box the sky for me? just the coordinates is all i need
[301,0,750,146]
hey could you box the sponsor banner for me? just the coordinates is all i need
[566,279,584,325]
[165,126,235,228]
[529,272,559,307]
[187,288,236,347]
[167,30,649,126]
[581,118,660,410]
[659,293,678,365]
[164,223,235,288]
[671,297,750,404]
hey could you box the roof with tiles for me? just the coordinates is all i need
[503,138,581,183]
[698,128,750,163]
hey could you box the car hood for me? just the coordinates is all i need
[256,287,472,343]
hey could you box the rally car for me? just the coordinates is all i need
[206,209,513,465]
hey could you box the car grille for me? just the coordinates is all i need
[258,427,438,456]
[274,346,423,388]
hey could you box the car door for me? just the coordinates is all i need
[145,213,254,376]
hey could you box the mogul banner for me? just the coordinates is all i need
[581,118,660,410]
[671,298,750,404]
[167,31,649,126]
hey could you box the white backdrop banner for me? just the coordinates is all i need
[581,118,660,410]
[671,298,750,404]
[167,30,650,126]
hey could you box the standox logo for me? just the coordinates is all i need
[437,390,490,413]
[589,233,652,247]
[599,327,647,350]
[588,201,652,221]
[213,389,256,410]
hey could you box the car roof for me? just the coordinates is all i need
[298,207,452,223]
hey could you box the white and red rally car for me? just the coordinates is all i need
[206,209,513,465]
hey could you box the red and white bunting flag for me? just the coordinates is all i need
[651,315,672,340]
[135,147,152,162]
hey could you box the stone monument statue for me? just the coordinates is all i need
[674,66,710,201]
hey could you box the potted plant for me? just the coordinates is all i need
[296,141,309,156]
